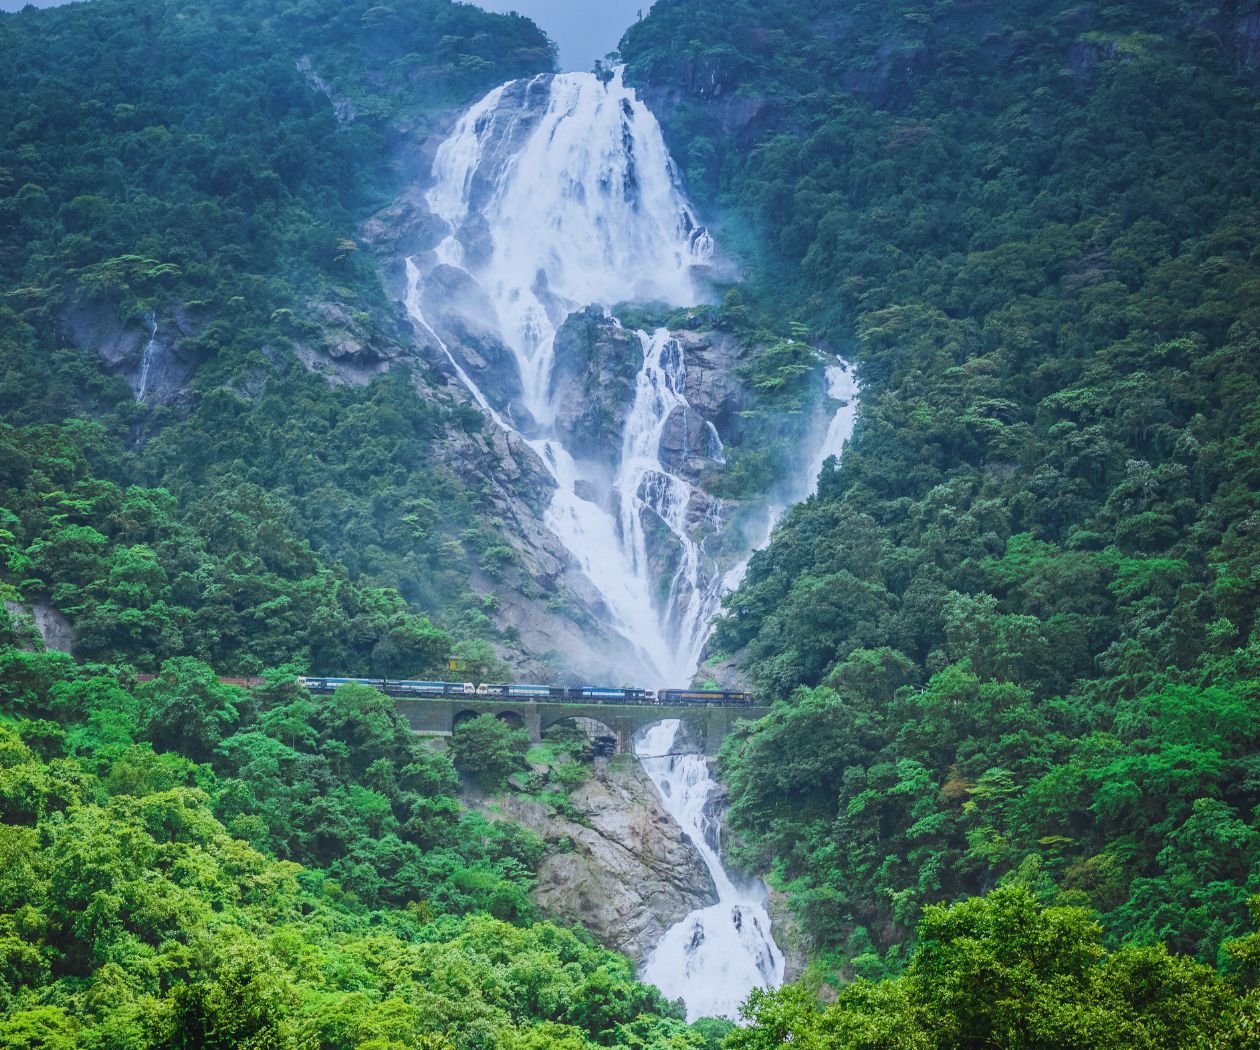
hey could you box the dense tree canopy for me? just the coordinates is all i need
[622,0,1260,977]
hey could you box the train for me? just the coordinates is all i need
[297,677,754,705]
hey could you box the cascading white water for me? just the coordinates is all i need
[807,360,859,486]
[137,312,158,401]
[409,69,720,682]
[636,720,784,1020]
[425,69,711,426]
[404,65,862,1023]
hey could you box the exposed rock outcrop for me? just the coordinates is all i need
[549,308,643,463]
[417,263,530,426]
[476,757,718,962]
[359,188,448,259]
[4,600,75,654]
[61,300,204,406]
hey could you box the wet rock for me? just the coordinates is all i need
[463,75,554,215]
[631,54,778,147]
[766,887,810,984]
[359,189,448,258]
[5,600,75,655]
[659,405,712,479]
[549,308,643,463]
[474,758,718,962]
[418,264,529,424]
[672,330,745,438]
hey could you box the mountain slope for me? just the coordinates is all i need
[0,0,556,671]
[622,0,1260,969]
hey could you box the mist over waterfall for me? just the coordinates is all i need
[401,64,859,1022]
[407,65,857,687]
[636,721,784,1020]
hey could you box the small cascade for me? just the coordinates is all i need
[636,720,784,1020]
[806,359,859,486]
[137,312,158,401]
[612,329,718,675]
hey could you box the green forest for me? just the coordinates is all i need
[621,0,1260,1016]
[3,0,1260,1044]
[0,0,553,671]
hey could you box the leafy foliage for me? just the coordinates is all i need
[622,0,1260,971]
[0,0,556,664]
[0,646,714,1049]
[1,419,454,675]
[728,888,1260,1049]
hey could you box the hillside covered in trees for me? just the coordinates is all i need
[0,0,555,671]
[622,0,1260,988]
[3,0,1260,1044]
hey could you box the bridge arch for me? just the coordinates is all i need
[496,710,525,731]
[542,714,620,757]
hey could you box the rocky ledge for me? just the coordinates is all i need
[472,756,718,963]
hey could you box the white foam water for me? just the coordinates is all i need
[635,720,784,1021]
[408,69,723,683]
[403,70,863,1018]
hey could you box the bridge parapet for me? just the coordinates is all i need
[394,696,769,756]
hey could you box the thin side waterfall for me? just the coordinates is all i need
[137,312,158,401]
[635,720,784,1020]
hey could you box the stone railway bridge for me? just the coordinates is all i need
[395,696,770,756]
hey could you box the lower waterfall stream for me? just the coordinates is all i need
[635,721,784,1021]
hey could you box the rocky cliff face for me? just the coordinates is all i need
[473,756,718,962]
[4,600,75,655]
[61,300,205,407]
[548,308,644,462]
[429,417,651,682]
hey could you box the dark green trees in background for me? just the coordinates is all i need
[621,0,1260,980]
[0,420,458,676]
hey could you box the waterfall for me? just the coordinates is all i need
[407,65,859,682]
[408,68,720,683]
[635,720,784,1020]
[403,65,861,1022]
[424,69,711,428]
[137,312,158,401]
[807,359,859,486]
